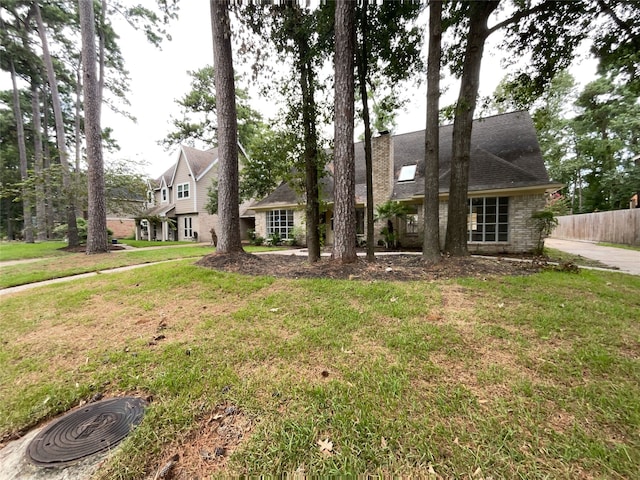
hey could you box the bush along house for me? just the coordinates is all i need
[138,145,255,243]
[251,111,562,254]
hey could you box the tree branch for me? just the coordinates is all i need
[487,2,552,36]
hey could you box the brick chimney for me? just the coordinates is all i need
[372,131,394,207]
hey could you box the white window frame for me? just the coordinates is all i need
[467,197,509,242]
[183,217,193,238]
[266,210,294,239]
[177,183,190,199]
[405,214,419,235]
[161,187,168,203]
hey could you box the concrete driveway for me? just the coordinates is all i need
[545,238,640,275]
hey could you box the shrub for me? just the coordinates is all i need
[53,218,113,244]
[265,233,281,247]
[531,209,558,255]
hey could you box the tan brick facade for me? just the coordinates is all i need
[107,218,136,239]
[371,133,394,208]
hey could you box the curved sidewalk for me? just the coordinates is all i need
[545,238,640,275]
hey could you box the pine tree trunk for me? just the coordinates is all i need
[31,83,47,241]
[210,0,243,253]
[75,57,83,214]
[333,0,357,263]
[298,43,321,262]
[98,0,106,116]
[444,1,499,256]
[80,0,109,254]
[42,90,55,238]
[34,2,79,246]
[9,59,34,243]
[422,0,443,263]
[356,0,375,262]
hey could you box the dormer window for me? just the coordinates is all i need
[398,164,417,182]
[161,187,168,202]
[177,183,190,199]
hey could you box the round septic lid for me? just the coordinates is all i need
[27,396,147,468]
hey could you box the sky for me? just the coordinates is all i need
[106,1,499,179]
[4,2,598,180]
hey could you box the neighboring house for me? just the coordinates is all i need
[106,187,147,240]
[138,145,255,243]
[252,111,562,254]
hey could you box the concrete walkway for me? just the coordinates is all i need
[0,260,184,297]
[545,238,640,275]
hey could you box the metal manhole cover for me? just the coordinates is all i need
[26,396,147,467]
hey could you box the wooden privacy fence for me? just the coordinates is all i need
[553,209,640,246]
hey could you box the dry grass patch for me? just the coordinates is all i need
[152,404,256,479]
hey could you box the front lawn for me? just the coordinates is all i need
[0,245,283,289]
[0,241,68,261]
[0,263,637,478]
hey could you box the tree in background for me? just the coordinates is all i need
[161,64,295,209]
[488,64,639,214]
[33,1,79,246]
[0,0,177,243]
[210,0,242,254]
[161,65,263,151]
[573,74,640,212]
[237,2,334,263]
[443,1,500,256]
[6,51,33,243]
[354,0,424,261]
[422,0,443,263]
[332,0,356,263]
[80,0,108,254]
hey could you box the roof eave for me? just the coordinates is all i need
[409,183,565,200]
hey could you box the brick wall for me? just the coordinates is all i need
[255,211,266,239]
[465,193,545,254]
[107,218,136,239]
[372,133,394,208]
[395,194,546,254]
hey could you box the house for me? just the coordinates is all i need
[138,145,255,243]
[106,187,147,240]
[251,111,562,254]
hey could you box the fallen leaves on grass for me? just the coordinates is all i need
[317,438,333,456]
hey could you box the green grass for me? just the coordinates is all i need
[0,245,282,288]
[0,241,68,261]
[544,247,611,268]
[0,263,638,478]
[597,242,640,251]
[0,246,212,288]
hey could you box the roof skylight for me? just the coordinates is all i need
[398,164,417,182]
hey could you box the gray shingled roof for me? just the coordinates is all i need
[253,111,554,208]
[181,145,218,179]
[152,164,176,190]
[145,203,175,216]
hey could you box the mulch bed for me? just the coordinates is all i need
[195,251,546,281]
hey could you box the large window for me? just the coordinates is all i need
[183,217,193,238]
[177,183,190,199]
[267,210,294,239]
[468,197,508,242]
